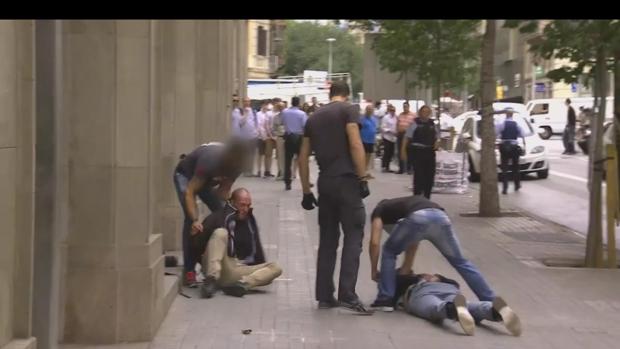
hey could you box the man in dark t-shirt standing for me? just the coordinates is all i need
[298,81,372,314]
[368,195,497,311]
[173,140,247,286]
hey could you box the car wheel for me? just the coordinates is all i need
[537,168,549,179]
[539,127,552,140]
[468,156,480,182]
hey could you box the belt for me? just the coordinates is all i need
[411,143,433,148]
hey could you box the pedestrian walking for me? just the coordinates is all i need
[563,98,577,155]
[360,105,378,179]
[401,105,438,199]
[381,104,398,173]
[397,101,416,174]
[280,97,308,191]
[298,80,372,314]
[496,108,525,194]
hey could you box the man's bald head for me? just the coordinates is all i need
[231,188,252,220]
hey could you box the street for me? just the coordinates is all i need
[468,136,618,244]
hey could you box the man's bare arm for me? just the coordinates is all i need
[345,123,368,179]
[299,137,312,194]
[369,217,383,281]
[185,177,206,234]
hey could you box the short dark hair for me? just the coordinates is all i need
[291,96,300,107]
[329,80,350,98]
[566,98,571,104]
[374,101,381,108]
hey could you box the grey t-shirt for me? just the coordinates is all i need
[175,143,238,187]
[304,101,360,177]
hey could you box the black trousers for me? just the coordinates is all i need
[316,175,366,303]
[500,143,521,191]
[411,148,436,199]
[396,132,406,172]
[284,133,302,186]
[382,139,395,170]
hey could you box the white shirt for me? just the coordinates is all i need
[231,108,242,137]
[240,107,259,139]
[381,113,398,142]
[256,110,273,140]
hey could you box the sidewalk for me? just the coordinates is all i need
[144,163,620,349]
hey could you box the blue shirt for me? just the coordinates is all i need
[281,107,308,135]
[360,115,378,144]
[495,118,524,145]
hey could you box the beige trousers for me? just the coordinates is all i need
[205,228,282,288]
[275,137,285,176]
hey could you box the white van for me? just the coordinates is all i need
[526,97,614,139]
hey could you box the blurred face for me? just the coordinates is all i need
[312,97,317,104]
[365,105,374,116]
[243,97,251,108]
[233,191,252,220]
[232,96,240,107]
[403,103,410,113]
[388,106,396,115]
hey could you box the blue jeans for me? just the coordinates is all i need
[404,282,496,323]
[377,208,496,301]
[173,172,223,272]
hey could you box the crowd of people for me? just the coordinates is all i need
[172,81,522,337]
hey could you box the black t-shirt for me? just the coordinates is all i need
[371,195,444,225]
[304,101,360,177]
[175,143,239,186]
[567,106,576,126]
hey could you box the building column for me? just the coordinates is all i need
[0,20,37,349]
[59,20,176,344]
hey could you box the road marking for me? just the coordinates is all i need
[550,170,607,187]
[550,170,587,183]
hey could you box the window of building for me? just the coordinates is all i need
[257,26,267,56]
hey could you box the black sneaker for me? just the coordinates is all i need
[370,298,394,312]
[339,299,374,315]
[222,281,249,297]
[200,276,217,299]
[318,298,339,309]
[285,183,292,191]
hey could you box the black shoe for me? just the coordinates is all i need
[397,170,404,175]
[200,276,217,299]
[515,184,521,192]
[502,189,507,195]
[285,183,292,191]
[370,298,394,312]
[339,299,374,315]
[309,183,314,188]
[318,298,339,309]
[264,172,274,178]
[222,281,248,297]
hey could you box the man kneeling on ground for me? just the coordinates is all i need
[395,272,522,336]
[191,188,282,298]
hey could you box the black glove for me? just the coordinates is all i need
[302,192,319,210]
[359,180,370,199]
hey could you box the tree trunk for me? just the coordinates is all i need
[404,70,410,100]
[585,48,608,267]
[615,51,620,195]
[478,20,500,217]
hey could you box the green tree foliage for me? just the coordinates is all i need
[278,21,363,94]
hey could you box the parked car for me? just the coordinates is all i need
[457,106,549,182]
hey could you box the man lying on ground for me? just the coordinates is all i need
[395,272,522,336]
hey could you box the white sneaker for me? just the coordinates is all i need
[493,296,522,336]
[453,294,475,336]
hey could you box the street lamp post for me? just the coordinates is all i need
[326,37,336,80]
